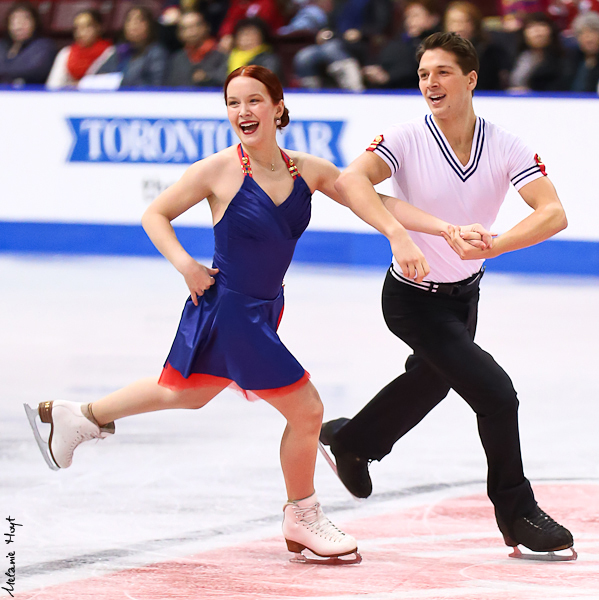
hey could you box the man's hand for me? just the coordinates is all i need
[443,225,494,260]
[390,234,430,282]
[458,223,496,249]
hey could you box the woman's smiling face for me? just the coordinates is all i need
[225,76,283,144]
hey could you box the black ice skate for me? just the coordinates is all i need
[319,418,372,500]
[496,506,577,561]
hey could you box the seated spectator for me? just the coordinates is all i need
[195,0,230,37]
[444,1,511,90]
[218,0,286,52]
[565,11,599,92]
[167,9,227,86]
[508,12,567,91]
[46,9,114,89]
[293,0,392,91]
[227,17,281,78]
[362,0,441,89]
[0,1,56,85]
[277,0,328,36]
[97,5,168,87]
[157,0,229,52]
[500,0,549,32]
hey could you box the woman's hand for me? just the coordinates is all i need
[181,260,219,306]
[442,225,495,260]
[458,223,496,249]
[390,233,430,282]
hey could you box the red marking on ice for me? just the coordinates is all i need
[16,483,599,599]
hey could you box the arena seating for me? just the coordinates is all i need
[0,0,162,37]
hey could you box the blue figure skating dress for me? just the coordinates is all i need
[159,144,311,398]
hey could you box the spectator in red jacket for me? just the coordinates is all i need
[46,9,114,89]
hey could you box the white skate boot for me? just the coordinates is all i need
[24,400,115,470]
[282,493,361,564]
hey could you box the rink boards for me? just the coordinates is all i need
[0,88,598,275]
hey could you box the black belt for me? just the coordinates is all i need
[389,265,485,296]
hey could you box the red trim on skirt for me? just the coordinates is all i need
[158,362,311,401]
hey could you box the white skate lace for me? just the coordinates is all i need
[63,426,103,462]
[292,502,347,543]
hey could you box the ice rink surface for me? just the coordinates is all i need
[1,255,598,599]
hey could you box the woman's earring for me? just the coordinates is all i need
[275,117,282,126]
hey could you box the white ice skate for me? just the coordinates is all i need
[282,493,362,565]
[24,400,115,470]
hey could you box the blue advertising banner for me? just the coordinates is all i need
[67,117,346,166]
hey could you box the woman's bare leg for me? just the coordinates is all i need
[262,380,323,501]
[90,378,229,426]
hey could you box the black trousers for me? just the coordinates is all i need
[336,268,537,524]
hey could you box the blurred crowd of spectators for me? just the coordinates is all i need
[1,0,598,92]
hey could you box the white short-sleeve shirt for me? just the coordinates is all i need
[368,115,547,283]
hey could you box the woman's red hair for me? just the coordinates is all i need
[224,65,290,129]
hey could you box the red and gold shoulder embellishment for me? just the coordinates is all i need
[367,134,384,152]
[534,153,547,176]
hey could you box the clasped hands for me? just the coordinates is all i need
[182,224,496,296]
[443,223,496,260]
[392,223,496,283]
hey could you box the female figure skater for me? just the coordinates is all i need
[25,65,362,564]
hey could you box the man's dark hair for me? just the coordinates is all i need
[416,31,479,75]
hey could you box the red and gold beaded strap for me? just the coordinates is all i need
[280,150,300,179]
[237,144,253,178]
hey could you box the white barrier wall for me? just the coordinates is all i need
[0,89,597,243]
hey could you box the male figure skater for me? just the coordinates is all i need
[321,32,575,558]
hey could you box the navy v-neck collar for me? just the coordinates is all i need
[425,115,486,182]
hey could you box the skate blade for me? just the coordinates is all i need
[509,546,578,561]
[317,441,362,502]
[23,403,59,471]
[290,549,362,565]
[318,441,338,475]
